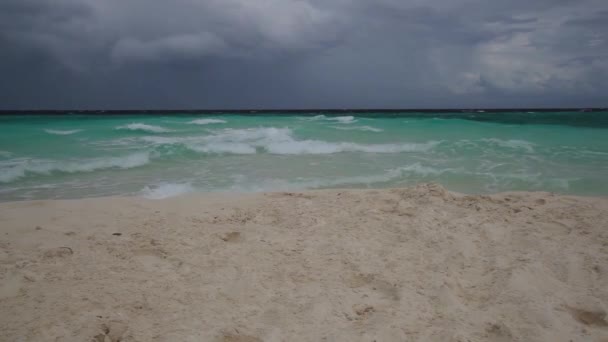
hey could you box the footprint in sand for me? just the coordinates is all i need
[132,248,174,272]
[41,247,73,260]
[0,272,23,299]
[220,232,242,243]
[567,307,608,327]
[220,332,262,342]
[93,321,128,342]
[347,273,400,301]
[353,304,376,319]
[485,322,513,342]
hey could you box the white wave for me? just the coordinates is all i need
[210,127,293,142]
[183,128,284,154]
[188,118,227,125]
[205,127,437,155]
[265,140,438,155]
[140,182,194,199]
[0,166,26,184]
[227,163,448,192]
[140,135,259,155]
[329,116,356,123]
[0,152,150,183]
[44,129,83,135]
[0,151,12,158]
[140,136,182,144]
[187,143,257,154]
[141,128,286,155]
[140,127,438,155]
[332,125,383,132]
[482,138,536,152]
[394,163,448,176]
[304,115,356,123]
[580,150,608,156]
[117,123,172,133]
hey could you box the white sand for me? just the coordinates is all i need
[1,184,607,341]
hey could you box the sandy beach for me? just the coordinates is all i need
[1,183,607,341]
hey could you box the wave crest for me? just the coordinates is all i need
[331,125,383,132]
[265,140,438,154]
[226,163,449,192]
[0,152,150,183]
[481,138,536,152]
[304,115,357,124]
[141,127,437,155]
[140,182,194,199]
[188,119,227,125]
[117,123,172,133]
[44,129,83,135]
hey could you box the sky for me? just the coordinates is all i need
[1,0,607,109]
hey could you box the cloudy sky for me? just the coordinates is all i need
[1,0,607,109]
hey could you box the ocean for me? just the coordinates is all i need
[1,112,607,201]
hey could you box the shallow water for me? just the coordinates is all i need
[1,112,607,200]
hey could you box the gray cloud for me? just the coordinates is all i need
[111,33,227,63]
[0,0,607,109]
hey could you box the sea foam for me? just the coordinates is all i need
[140,182,194,199]
[117,123,172,133]
[44,129,83,135]
[225,163,449,192]
[481,138,536,152]
[331,125,383,132]
[188,119,227,125]
[304,115,357,123]
[0,152,150,183]
[264,140,438,155]
[141,127,438,155]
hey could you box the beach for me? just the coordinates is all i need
[1,184,607,341]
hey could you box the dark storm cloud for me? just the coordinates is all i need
[563,10,608,27]
[0,0,607,109]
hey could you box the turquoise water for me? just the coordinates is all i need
[1,112,607,201]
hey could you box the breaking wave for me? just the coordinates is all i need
[187,143,257,155]
[305,115,357,124]
[140,182,194,199]
[332,125,383,132]
[481,138,536,152]
[452,138,537,153]
[0,152,150,183]
[44,129,83,135]
[117,123,172,133]
[140,127,438,155]
[225,163,452,192]
[264,140,438,155]
[188,119,227,125]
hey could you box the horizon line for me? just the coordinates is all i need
[1,107,607,114]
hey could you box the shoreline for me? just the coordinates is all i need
[1,184,607,205]
[1,183,607,341]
